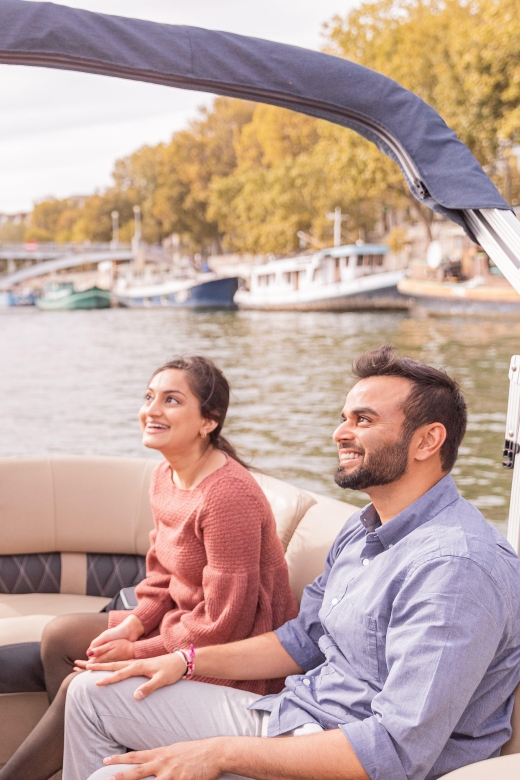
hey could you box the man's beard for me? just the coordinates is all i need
[334,436,411,491]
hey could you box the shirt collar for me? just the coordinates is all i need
[360,505,382,534]
[358,473,459,550]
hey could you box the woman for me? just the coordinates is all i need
[1,355,298,780]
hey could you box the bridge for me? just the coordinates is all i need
[0,249,133,291]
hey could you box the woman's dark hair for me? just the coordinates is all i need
[352,345,467,471]
[151,355,249,469]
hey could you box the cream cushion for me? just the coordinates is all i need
[285,491,357,602]
[441,753,520,779]
[0,456,156,556]
[0,457,314,556]
[252,471,317,550]
[0,596,111,644]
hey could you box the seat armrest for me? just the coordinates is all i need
[440,753,520,779]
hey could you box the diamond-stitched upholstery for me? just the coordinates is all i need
[0,554,60,594]
[86,554,146,597]
[0,553,146,597]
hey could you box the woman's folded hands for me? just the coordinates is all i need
[73,653,187,700]
[76,614,146,663]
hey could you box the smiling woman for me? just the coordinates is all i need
[0,355,298,780]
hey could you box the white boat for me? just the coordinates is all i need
[235,244,409,311]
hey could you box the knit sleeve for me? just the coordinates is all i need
[131,525,175,634]
[133,476,267,658]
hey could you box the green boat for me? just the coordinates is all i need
[36,283,111,310]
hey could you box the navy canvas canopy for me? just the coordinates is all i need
[0,0,511,236]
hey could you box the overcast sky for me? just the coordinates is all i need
[1,0,356,213]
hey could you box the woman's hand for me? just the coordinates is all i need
[82,615,145,663]
[76,639,136,664]
[90,614,145,647]
[75,653,188,699]
[101,739,225,780]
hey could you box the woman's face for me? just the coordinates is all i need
[139,369,215,456]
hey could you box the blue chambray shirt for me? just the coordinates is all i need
[251,475,520,780]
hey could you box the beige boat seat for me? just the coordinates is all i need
[0,455,357,766]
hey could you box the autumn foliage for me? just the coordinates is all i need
[22,0,520,253]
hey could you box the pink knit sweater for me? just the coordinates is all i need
[109,456,298,694]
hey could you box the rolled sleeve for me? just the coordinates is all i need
[342,716,407,780]
[275,619,324,671]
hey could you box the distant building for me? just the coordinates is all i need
[0,212,30,227]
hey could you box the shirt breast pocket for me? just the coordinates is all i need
[327,597,380,683]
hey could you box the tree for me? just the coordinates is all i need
[325,0,520,183]
[149,97,255,252]
[27,198,73,242]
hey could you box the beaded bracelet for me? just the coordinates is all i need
[173,643,195,679]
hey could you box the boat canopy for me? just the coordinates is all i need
[1,0,519,289]
[322,244,389,258]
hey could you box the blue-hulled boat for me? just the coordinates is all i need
[112,274,239,309]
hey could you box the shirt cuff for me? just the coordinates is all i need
[275,619,325,672]
[341,716,407,780]
[133,634,168,659]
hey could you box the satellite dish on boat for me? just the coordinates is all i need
[426,240,443,269]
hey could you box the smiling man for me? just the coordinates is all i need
[64,345,520,780]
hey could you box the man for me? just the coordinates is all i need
[65,345,520,780]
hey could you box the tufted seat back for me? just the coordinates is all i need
[0,456,156,557]
[0,457,320,603]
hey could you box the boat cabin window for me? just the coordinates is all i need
[355,253,385,267]
[257,273,275,287]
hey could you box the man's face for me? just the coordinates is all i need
[333,376,413,491]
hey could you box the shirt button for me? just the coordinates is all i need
[331,597,338,605]
[303,679,310,687]
[388,544,393,548]
[362,558,370,566]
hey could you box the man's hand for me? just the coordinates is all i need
[73,653,187,699]
[101,739,224,780]
[101,731,369,780]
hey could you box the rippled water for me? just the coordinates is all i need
[1,307,518,535]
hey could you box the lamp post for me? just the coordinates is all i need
[326,206,349,247]
[110,210,119,249]
[132,204,141,256]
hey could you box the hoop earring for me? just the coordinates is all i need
[200,431,207,438]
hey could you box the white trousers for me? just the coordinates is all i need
[63,672,323,780]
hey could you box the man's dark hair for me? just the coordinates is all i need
[352,345,467,471]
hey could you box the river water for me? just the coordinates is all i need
[1,307,517,536]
